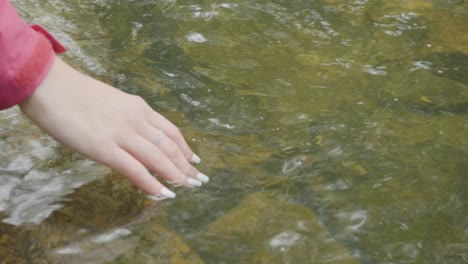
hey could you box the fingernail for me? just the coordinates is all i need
[191,153,201,164]
[146,187,176,201]
[167,181,182,188]
[187,178,202,187]
[161,187,176,198]
[147,194,167,201]
[196,172,210,183]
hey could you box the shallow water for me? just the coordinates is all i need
[1,0,467,263]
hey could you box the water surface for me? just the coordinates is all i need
[1,0,467,263]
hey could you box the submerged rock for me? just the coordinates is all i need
[50,220,203,264]
[191,192,359,263]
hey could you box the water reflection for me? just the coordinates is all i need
[0,108,106,225]
[3,165,96,225]
[336,210,368,232]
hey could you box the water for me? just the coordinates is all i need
[1,0,467,263]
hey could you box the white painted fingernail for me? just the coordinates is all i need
[147,194,168,201]
[167,181,182,188]
[187,178,202,187]
[191,153,201,164]
[196,172,210,183]
[161,187,176,198]
[147,188,176,201]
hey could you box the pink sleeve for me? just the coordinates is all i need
[0,0,66,110]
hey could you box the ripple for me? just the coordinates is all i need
[281,155,307,174]
[363,65,388,76]
[92,228,132,244]
[186,32,208,43]
[410,60,432,71]
[208,118,236,129]
[335,210,368,232]
[269,230,303,249]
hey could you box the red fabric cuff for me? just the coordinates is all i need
[31,25,67,54]
[0,1,66,110]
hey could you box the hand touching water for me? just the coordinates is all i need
[19,56,209,200]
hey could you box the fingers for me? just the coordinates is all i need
[120,133,204,188]
[147,111,200,163]
[106,147,176,200]
[108,103,209,201]
[138,123,210,184]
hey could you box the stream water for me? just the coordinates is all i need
[1,0,467,263]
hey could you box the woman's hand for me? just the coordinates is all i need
[19,56,209,200]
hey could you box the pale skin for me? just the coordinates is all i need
[19,56,209,200]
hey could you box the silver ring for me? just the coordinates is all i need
[155,130,165,145]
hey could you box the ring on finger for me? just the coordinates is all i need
[155,130,166,145]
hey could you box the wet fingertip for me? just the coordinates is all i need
[147,187,176,201]
[161,187,176,198]
[167,181,182,188]
[196,172,210,183]
[147,194,168,201]
[187,178,202,187]
[190,153,201,164]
